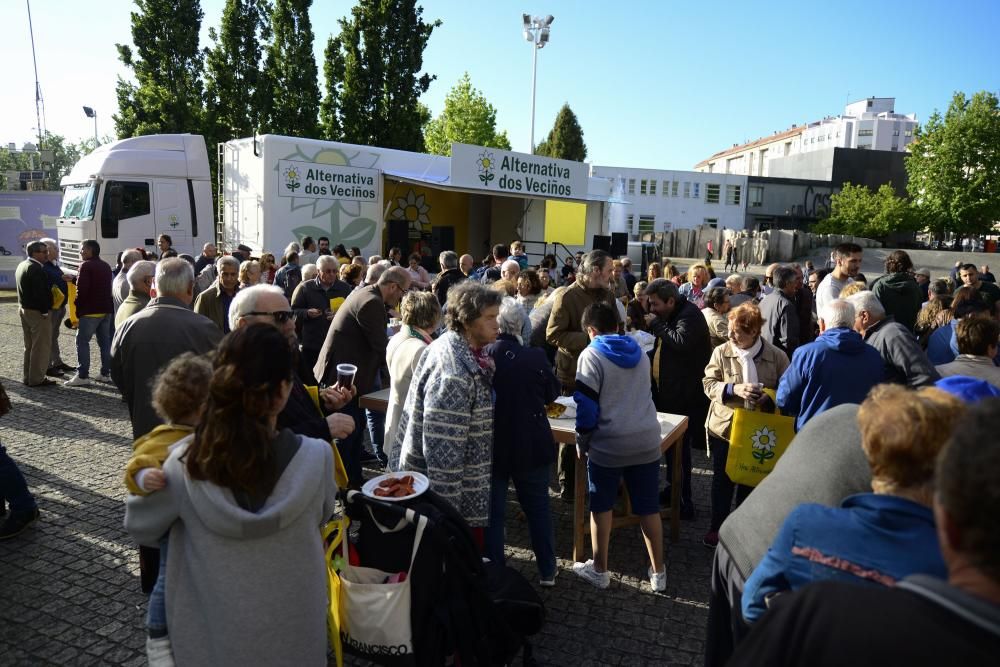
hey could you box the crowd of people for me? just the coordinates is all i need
[8,233,1000,665]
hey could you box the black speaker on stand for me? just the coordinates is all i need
[610,232,628,257]
[592,234,611,252]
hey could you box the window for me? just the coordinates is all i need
[726,184,742,206]
[640,179,648,195]
[628,179,636,195]
[904,129,912,137]
[859,129,873,137]
[893,129,900,136]
[649,180,657,196]
[704,218,718,228]
[638,215,655,234]
[706,183,720,204]
[708,163,715,173]
[662,180,670,197]
[818,135,825,142]
[671,181,679,197]
[693,182,701,198]
[101,180,151,239]
[683,182,691,198]
[749,186,764,208]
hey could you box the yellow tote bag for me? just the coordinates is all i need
[725,390,796,487]
[322,516,350,667]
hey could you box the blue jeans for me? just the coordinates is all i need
[485,465,556,580]
[0,442,36,516]
[146,536,169,637]
[339,399,365,487]
[75,314,112,378]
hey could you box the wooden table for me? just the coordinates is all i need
[360,388,688,562]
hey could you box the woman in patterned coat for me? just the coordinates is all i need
[393,282,503,529]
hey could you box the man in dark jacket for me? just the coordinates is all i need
[65,239,114,387]
[777,299,884,431]
[290,255,352,383]
[847,291,939,387]
[480,244,509,284]
[41,238,72,377]
[432,250,466,306]
[870,250,923,332]
[644,279,712,518]
[758,266,801,359]
[111,258,223,439]
[314,267,410,486]
[15,241,54,387]
[193,255,240,333]
[793,265,815,345]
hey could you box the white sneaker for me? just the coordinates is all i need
[572,559,610,589]
[648,566,667,593]
[539,572,557,588]
[96,374,113,383]
[63,374,92,387]
[146,635,176,666]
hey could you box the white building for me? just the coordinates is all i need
[695,97,917,176]
[799,98,917,154]
[591,165,748,240]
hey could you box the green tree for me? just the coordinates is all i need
[326,0,440,150]
[906,91,1000,242]
[814,183,917,239]
[319,34,345,140]
[0,133,99,190]
[423,73,511,156]
[260,0,321,137]
[114,0,205,137]
[204,0,272,142]
[535,103,587,161]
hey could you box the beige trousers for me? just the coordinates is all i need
[19,308,52,385]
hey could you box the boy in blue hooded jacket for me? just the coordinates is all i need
[572,302,667,593]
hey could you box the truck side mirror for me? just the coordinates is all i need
[108,184,123,220]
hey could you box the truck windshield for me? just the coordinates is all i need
[61,183,98,220]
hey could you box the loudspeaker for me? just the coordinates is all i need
[592,234,611,252]
[610,232,628,257]
[387,220,408,255]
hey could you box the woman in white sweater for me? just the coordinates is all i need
[384,291,441,467]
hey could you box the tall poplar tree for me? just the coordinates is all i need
[535,104,588,161]
[114,0,205,137]
[204,0,272,142]
[319,35,345,141]
[260,0,321,137]
[323,0,440,151]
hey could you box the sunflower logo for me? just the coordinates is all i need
[750,427,778,463]
[390,190,431,231]
[477,150,496,186]
[283,166,301,192]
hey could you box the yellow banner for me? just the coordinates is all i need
[544,200,587,245]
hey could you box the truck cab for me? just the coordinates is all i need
[57,134,214,270]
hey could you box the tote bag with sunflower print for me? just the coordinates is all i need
[725,389,796,487]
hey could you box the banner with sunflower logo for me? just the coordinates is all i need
[725,391,796,487]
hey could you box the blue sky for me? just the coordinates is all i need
[2,0,998,169]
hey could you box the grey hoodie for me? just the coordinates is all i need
[125,431,337,666]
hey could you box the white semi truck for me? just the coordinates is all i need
[57,134,215,270]
[57,133,403,269]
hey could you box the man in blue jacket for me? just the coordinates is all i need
[777,299,884,431]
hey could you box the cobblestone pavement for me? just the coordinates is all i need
[0,299,717,666]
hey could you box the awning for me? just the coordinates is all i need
[382,168,628,204]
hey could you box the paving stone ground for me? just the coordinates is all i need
[0,297,719,666]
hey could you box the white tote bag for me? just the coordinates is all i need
[338,510,427,661]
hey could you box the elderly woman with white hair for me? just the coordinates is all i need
[384,291,441,466]
[485,297,560,584]
[393,282,503,533]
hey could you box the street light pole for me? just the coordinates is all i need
[82,106,99,147]
[522,14,554,155]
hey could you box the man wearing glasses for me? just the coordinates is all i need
[314,266,412,486]
[230,285,356,444]
[112,258,223,440]
[193,255,241,332]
